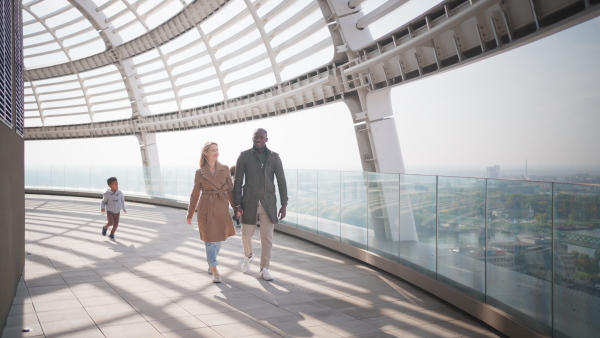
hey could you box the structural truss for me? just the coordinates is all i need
[23,0,600,142]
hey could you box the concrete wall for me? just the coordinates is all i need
[0,0,25,332]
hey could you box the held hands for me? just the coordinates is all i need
[234,206,244,219]
[278,205,287,220]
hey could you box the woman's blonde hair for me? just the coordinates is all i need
[200,141,218,168]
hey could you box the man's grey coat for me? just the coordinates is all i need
[233,146,288,224]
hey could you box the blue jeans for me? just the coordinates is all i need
[205,241,222,267]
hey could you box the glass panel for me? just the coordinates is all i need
[25,166,38,188]
[145,166,163,199]
[341,171,368,249]
[486,180,552,335]
[398,174,437,277]
[76,166,91,192]
[553,183,600,338]
[126,166,144,197]
[64,166,79,191]
[437,176,486,300]
[317,171,340,240]
[280,169,297,227]
[367,172,399,260]
[296,170,318,233]
[51,165,65,190]
[110,167,130,197]
[176,166,194,203]
[162,166,177,200]
[90,166,106,193]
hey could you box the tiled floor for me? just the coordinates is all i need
[3,194,506,338]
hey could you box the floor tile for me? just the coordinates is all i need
[320,319,381,337]
[39,317,97,337]
[282,325,343,338]
[362,313,426,331]
[302,309,358,325]
[149,316,207,333]
[32,299,83,313]
[210,321,274,338]
[99,321,162,338]
[161,327,222,338]
[36,307,91,323]
[139,306,194,321]
[196,311,253,326]
[386,324,460,338]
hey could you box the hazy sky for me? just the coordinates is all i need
[25,12,600,176]
[393,16,600,174]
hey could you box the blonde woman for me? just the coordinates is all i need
[187,142,236,283]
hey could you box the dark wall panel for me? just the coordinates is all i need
[0,128,25,332]
[0,0,24,332]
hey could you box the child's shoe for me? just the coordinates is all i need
[102,227,107,236]
[109,234,115,239]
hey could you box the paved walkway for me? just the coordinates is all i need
[3,195,504,338]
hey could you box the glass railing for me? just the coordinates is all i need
[24,165,600,337]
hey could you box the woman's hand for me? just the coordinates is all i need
[186,218,192,225]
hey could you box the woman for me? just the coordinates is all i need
[187,142,236,283]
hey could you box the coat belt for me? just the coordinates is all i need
[202,188,228,225]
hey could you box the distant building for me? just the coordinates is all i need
[487,165,500,178]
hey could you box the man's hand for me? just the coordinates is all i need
[123,211,127,214]
[278,205,287,220]
[186,218,192,225]
[234,206,244,219]
[101,209,105,212]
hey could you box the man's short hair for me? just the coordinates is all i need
[254,128,267,136]
[107,177,118,186]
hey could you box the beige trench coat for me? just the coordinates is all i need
[187,162,235,242]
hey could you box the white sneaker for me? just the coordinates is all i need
[207,267,213,275]
[241,256,253,273]
[212,272,221,283]
[260,268,273,281]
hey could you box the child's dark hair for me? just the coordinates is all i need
[107,177,118,186]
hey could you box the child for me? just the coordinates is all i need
[101,177,127,239]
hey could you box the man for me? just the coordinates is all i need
[233,128,288,281]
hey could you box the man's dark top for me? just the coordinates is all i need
[233,146,288,224]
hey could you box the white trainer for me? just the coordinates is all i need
[212,272,221,283]
[241,255,253,273]
[208,267,213,275]
[260,268,273,281]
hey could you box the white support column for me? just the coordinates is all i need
[136,132,162,197]
[366,88,416,242]
[365,87,405,174]
[343,93,376,173]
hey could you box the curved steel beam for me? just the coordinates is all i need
[25,0,230,81]
[24,0,600,141]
